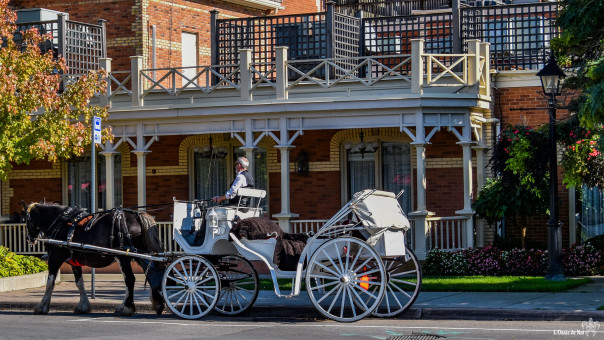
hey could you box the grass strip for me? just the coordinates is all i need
[418,276,591,292]
[258,276,591,292]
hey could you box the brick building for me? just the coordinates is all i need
[1,0,578,258]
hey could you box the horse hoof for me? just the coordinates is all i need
[33,304,49,315]
[155,303,164,315]
[74,307,91,314]
[114,304,135,316]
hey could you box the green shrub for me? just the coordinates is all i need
[424,245,604,277]
[0,246,48,278]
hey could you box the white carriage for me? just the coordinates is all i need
[164,188,422,322]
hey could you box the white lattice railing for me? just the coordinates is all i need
[102,39,490,107]
[0,223,45,255]
[0,222,180,255]
[156,222,181,252]
[291,219,330,235]
[426,216,470,251]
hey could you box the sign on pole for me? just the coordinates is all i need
[93,116,102,144]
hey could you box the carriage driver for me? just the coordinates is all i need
[212,156,255,206]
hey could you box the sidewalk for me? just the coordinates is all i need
[1,274,604,321]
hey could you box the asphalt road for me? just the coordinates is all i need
[0,311,600,340]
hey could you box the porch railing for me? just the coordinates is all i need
[0,222,180,255]
[426,215,470,251]
[2,217,466,255]
[0,223,45,255]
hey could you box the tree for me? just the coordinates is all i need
[473,125,550,249]
[0,0,109,179]
[551,0,604,128]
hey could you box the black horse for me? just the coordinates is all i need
[24,202,165,316]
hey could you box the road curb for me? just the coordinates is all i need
[3,300,604,322]
[0,271,60,293]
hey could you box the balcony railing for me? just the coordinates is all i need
[212,2,558,75]
[103,39,490,108]
[426,215,471,251]
[15,15,106,76]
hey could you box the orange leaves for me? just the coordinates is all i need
[0,1,110,179]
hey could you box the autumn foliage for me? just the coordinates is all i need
[0,0,109,179]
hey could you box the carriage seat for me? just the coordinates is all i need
[231,217,309,271]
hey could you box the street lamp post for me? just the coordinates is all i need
[536,54,566,281]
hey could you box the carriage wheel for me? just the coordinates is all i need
[305,237,386,322]
[162,255,220,319]
[213,255,259,315]
[372,247,422,317]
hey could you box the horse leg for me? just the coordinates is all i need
[136,259,165,315]
[33,254,63,315]
[72,265,91,314]
[114,257,136,316]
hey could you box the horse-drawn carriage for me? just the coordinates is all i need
[26,188,421,322]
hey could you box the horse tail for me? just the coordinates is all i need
[138,212,164,253]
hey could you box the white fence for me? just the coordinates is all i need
[0,222,180,255]
[0,223,45,254]
[426,216,469,251]
[291,219,329,235]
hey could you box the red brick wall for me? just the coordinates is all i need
[496,86,571,247]
[8,178,61,215]
[146,175,188,221]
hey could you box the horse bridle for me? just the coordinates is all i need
[25,203,63,247]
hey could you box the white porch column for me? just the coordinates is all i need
[409,111,433,260]
[473,144,488,247]
[241,147,256,178]
[272,118,298,232]
[241,118,256,178]
[129,124,156,210]
[99,140,119,210]
[273,145,298,232]
[456,122,475,248]
[133,150,149,209]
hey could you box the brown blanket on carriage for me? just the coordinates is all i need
[231,217,309,271]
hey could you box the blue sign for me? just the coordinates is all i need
[93,116,102,144]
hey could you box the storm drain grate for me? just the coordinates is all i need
[387,333,446,340]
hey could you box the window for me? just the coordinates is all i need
[181,32,198,87]
[345,141,412,213]
[193,151,228,200]
[67,155,122,211]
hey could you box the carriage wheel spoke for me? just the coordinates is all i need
[166,275,186,286]
[315,261,341,278]
[389,281,413,298]
[349,284,370,311]
[346,286,357,318]
[339,284,347,319]
[392,269,417,277]
[335,242,346,274]
[351,282,379,300]
[316,282,341,304]
[324,249,343,275]
[311,279,338,291]
[180,293,190,314]
[166,288,186,300]
[325,285,343,313]
[391,277,417,287]
[387,283,405,309]
[193,290,211,308]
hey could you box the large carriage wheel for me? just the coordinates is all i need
[162,255,220,319]
[372,247,422,317]
[305,237,386,322]
[213,255,259,315]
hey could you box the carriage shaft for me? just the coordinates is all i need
[37,238,169,262]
